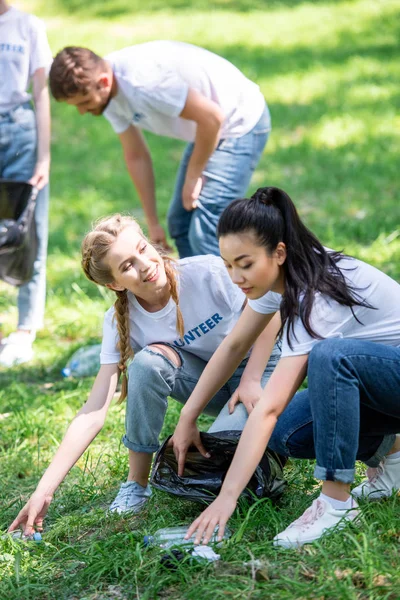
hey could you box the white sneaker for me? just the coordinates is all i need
[352,455,400,500]
[0,332,34,367]
[109,481,152,514]
[273,497,359,548]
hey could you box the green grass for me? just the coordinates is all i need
[1,0,400,597]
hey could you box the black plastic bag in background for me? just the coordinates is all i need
[150,431,287,504]
[0,179,38,286]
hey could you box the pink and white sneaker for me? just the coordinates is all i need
[273,497,359,548]
[352,455,400,500]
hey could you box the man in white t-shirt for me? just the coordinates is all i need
[49,42,271,257]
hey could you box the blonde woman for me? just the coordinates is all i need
[9,214,281,535]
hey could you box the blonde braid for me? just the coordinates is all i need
[164,258,185,338]
[114,290,134,403]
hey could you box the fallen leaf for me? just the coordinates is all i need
[301,565,317,580]
[334,568,353,580]
[373,574,392,587]
[255,568,271,582]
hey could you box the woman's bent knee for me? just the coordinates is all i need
[308,338,347,371]
[128,345,181,377]
[147,344,182,367]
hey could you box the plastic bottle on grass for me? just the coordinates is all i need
[1,531,42,542]
[61,344,102,378]
[144,525,231,549]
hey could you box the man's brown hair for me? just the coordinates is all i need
[49,46,107,100]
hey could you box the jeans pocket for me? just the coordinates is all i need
[253,128,270,136]
[216,137,233,151]
[216,136,252,155]
[13,108,36,131]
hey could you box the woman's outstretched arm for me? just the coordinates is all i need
[8,364,119,535]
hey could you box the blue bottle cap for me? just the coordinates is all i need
[33,532,42,542]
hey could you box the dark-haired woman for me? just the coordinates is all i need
[170,186,400,548]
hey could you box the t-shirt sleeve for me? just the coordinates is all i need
[28,16,53,77]
[248,292,281,314]
[100,308,121,364]
[209,256,246,314]
[105,110,131,135]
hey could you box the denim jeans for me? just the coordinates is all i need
[0,103,48,332]
[167,104,271,258]
[268,338,400,484]
[123,341,281,453]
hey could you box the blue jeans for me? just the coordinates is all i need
[167,105,271,257]
[123,341,281,453]
[269,339,400,484]
[0,103,48,331]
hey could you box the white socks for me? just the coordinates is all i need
[320,492,353,510]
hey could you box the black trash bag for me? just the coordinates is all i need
[150,431,287,504]
[0,179,38,286]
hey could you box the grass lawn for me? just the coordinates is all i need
[1,0,400,598]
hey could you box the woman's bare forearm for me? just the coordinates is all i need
[36,366,119,495]
[240,312,280,384]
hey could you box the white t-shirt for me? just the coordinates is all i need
[249,255,400,357]
[100,255,246,364]
[103,41,266,141]
[0,7,52,113]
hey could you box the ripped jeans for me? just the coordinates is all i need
[123,342,281,453]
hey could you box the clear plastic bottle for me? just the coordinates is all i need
[61,344,102,378]
[144,525,231,549]
[1,531,42,542]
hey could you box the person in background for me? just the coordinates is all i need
[49,42,270,257]
[0,1,52,366]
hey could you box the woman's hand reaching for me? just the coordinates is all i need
[8,490,53,536]
[185,493,237,545]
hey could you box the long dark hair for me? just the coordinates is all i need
[217,186,373,347]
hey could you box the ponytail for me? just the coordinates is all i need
[217,186,373,347]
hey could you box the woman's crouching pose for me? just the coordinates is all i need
[170,186,400,548]
[9,214,281,535]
